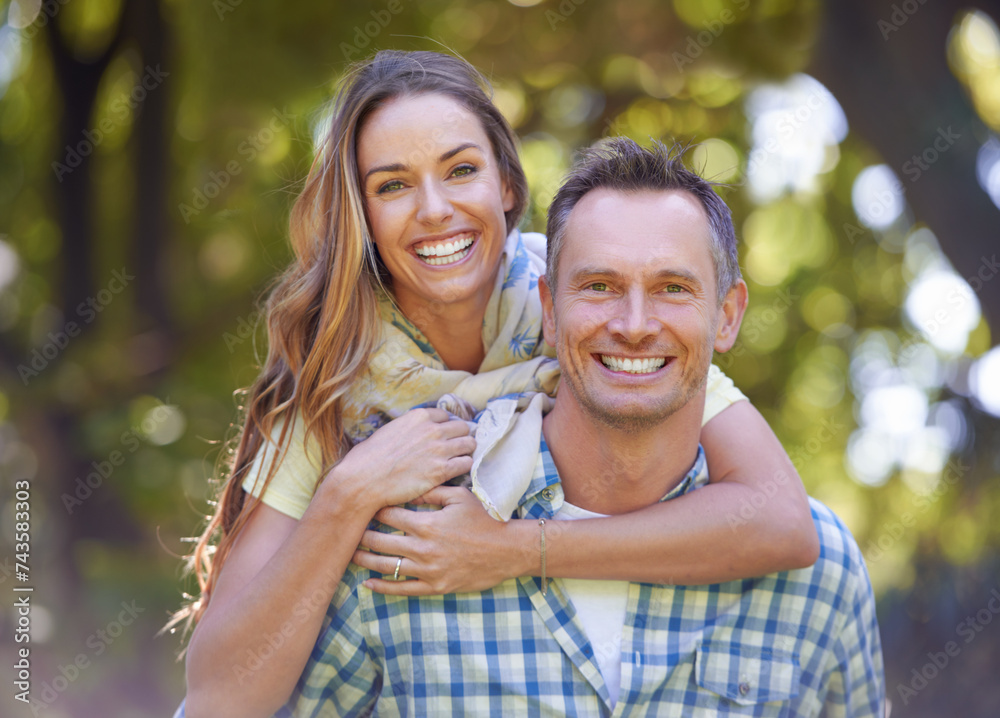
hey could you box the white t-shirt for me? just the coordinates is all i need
[552,501,630,707]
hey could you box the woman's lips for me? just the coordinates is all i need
[412,232,476,266]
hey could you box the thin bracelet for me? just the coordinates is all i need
[538,518,547,596]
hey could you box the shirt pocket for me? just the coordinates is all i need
[695,640,801,707]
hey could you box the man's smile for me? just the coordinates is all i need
[597,354,670,375]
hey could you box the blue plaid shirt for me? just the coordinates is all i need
[278,440,884,717]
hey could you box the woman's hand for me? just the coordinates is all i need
[322,408,476,514]
[353,486,529,595]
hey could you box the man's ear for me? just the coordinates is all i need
[714,279,748,353]
[539,274,557,348]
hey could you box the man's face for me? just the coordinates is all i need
[540,188,746,432]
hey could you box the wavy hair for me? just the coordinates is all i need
[169,50,529,645]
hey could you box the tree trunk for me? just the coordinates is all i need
[810,0,1000,340]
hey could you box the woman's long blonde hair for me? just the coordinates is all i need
[169,50,528,643]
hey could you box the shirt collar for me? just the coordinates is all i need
[519,436,709,518]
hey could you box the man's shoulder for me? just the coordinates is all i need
[798,497,874,609]
[808,497,865,568]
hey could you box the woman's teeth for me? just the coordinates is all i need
[414,236,474,265]
[601,356,666,374]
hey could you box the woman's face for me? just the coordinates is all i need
[357,93,515,321]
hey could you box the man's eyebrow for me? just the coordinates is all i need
[570,266,703,285]
[363,143,483,182]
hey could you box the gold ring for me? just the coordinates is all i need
[393,557,403,581]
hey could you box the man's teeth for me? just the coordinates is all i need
[601,356,666,374]
[414,236,474,265]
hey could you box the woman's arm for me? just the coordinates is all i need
[184,408,474,718]
[541,399,820,583]
[356,400,819,594]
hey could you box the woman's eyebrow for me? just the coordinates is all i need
[364,162,406,181]
[439,142,481,161]
[363,143,483,182]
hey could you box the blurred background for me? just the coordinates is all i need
[0,0,999,715]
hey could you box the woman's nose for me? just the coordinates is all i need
[416,180,455,226]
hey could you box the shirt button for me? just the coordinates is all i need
[738,681,751,696]
[541,488,555,501]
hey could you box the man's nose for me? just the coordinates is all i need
[607,289,660,344]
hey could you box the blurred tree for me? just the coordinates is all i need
[812,0,1000,332]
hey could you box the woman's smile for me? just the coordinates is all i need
[412,231,477,266]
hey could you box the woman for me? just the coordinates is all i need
[177,50,819,717]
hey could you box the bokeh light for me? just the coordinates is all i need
[861,383,929,438]
[0,237,20,291]
[949,10,1000,129]
[6,0,42,29]
[970,345,1000,416]
[744,74,847,203]
[0,25,25,99]
[904,268,981,354]
[976,135,1000,209]
[852,164,905,230]
[691,137,740,182]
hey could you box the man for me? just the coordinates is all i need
[280,138,885,716]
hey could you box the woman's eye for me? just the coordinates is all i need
[377,180,404,194]
[452,164,477,178]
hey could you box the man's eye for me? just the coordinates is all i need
[588,282,609,292]
[665,284,685,293]
[377,180,404,194]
